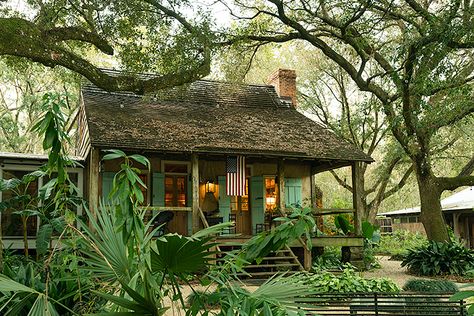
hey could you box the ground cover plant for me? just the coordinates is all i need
[403,279,458,293]
[402,240,474,276]
[298,264,400,294]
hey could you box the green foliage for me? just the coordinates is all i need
[403,279,458,293]
[450,290,474,315]
[0,60,79,153]
[0,247,101,315]
[402,240,474,276]
[295,265,400,294]
[151,234,216,276]
[240,207,315,263]
[312,247,343,271]
[102,149,151,243]
[377,230,428,257]
[334,214,353,235]
[362,221,381,270]
[0,169,46,255]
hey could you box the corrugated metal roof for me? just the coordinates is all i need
[378,186,474,216]
[0,152,85,162]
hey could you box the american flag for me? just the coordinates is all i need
[226,156,246,196]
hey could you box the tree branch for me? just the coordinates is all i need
[329,170,353,193]
[0,17,210,94]
[459,155,474,176]
[439,175,474,191]
[43,27,113,55]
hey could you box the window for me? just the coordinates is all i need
[162,161,189,207]
[165,175,187,207]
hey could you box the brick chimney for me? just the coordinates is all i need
[267,69,297,107]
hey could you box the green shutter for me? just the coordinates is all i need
[152,173,165,207]
[218,176,231,223]
[101,172,115,203]
[187,176,193,236]
[285,177,302,208]
[250,176,265,235]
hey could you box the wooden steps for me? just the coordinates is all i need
[219,245,304,279]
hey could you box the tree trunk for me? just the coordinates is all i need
[416,170,449,242]
[365,205,378,227]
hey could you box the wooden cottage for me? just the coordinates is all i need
[76,69,372,268]
[0,69,373,270]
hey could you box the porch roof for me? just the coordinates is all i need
[82,80,373,162]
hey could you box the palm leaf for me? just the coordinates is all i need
[77,204,133,282]
[151,234,215,275]
[0,274,38,293]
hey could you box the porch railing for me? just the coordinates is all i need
[197,206,221,253]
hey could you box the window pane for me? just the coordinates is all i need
[164,175,187,207]
[176,176,186,207]
[1,170,38,237]
[165,176,174,207]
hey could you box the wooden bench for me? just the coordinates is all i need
[297,292,466,315]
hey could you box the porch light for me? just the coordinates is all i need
[266,196,276,206]
[205,181,215,193]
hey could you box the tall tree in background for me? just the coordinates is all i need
[215,43,414,222]
[301,58,413,224]
[0,0,214,93]
[0,60,79,153]
[226,0,474,241]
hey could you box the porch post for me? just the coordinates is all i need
[88,147,100,220]
[191,153,200,233]
[278,159,285,213]
[351,161,363,235]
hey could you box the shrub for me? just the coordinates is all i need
[296,264,400,293]
[377,230,427,257]
[403,279,458,293]
[312,246,343,271]
[401,240,474,276]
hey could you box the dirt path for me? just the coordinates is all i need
[361,256,424,288]
[362,256,474,291]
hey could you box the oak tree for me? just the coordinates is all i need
[226,0,474,241]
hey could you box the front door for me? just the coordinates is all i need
[230,178,251,235]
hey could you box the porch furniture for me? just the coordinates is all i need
[206,216,223,226]
[154,211,174,237]
[224,214,236,235]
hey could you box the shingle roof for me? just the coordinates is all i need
[82,80,372,162]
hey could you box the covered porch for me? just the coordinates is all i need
[90,148,366,269]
